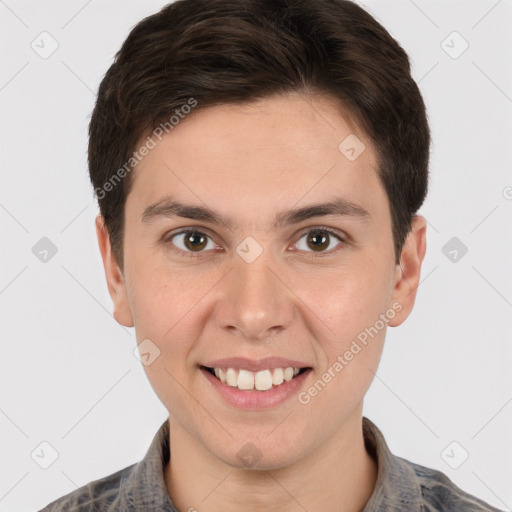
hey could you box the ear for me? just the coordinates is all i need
[95,214,134,327]
[387,215,427,327]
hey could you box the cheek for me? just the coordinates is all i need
[301,321,386,422]
[311,256,394,404]
[128,268,206,416]
[310,259,394,344]
[126,254,214,337]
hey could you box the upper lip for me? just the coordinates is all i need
[202,357,311,372]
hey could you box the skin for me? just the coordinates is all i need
[96,92,426,512]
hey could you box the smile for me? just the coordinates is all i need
[199,356,313,409]
[202,366,310,391]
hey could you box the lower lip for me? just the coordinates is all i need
[200,367,312,410]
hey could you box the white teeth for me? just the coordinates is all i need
[210,366,304,391]
[225,368,238,387]
[237,369,255,390]
[283,367,294,381]
[272,367,284,385]
[255,369,273,391]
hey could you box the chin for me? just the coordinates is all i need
[212,435,305,472]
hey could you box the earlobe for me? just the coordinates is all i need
[95,215,134,327]
[388,215,427,327]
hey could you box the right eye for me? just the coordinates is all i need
[166,229,219,257]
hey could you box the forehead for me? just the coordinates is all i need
[126,93,389,228]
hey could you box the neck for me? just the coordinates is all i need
[164,408,378,512]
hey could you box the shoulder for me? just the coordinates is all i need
[37,419,173,512]
[37,463,137,512]
[402,457,505,512]
[362,417,504,512]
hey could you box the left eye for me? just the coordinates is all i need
[294,228,344,254]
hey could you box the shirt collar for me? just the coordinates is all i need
[117,418,176,511]
[121,416,424,511]
[362,416,424,511]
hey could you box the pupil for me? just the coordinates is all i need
[185,231,207,251]
[308,230,329,251]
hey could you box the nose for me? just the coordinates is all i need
[213,252,295,343]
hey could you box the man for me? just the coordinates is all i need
[40,0,504,510]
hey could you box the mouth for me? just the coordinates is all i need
[200,365,312,392]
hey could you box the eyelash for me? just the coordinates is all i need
[163,227,347,259]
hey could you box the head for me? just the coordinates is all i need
[92,0,429,469]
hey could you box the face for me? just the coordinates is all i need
[97,92,426,470]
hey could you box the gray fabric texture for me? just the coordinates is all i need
[39,417,505,511]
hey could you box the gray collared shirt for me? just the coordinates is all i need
[39,417,504,511]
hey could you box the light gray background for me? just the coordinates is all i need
[1,1,511,511]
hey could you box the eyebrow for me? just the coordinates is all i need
[141,196,371,230]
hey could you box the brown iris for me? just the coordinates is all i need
[306,230,330,252]
[183,231,208,251]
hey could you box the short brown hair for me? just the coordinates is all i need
[89,0,430,268]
